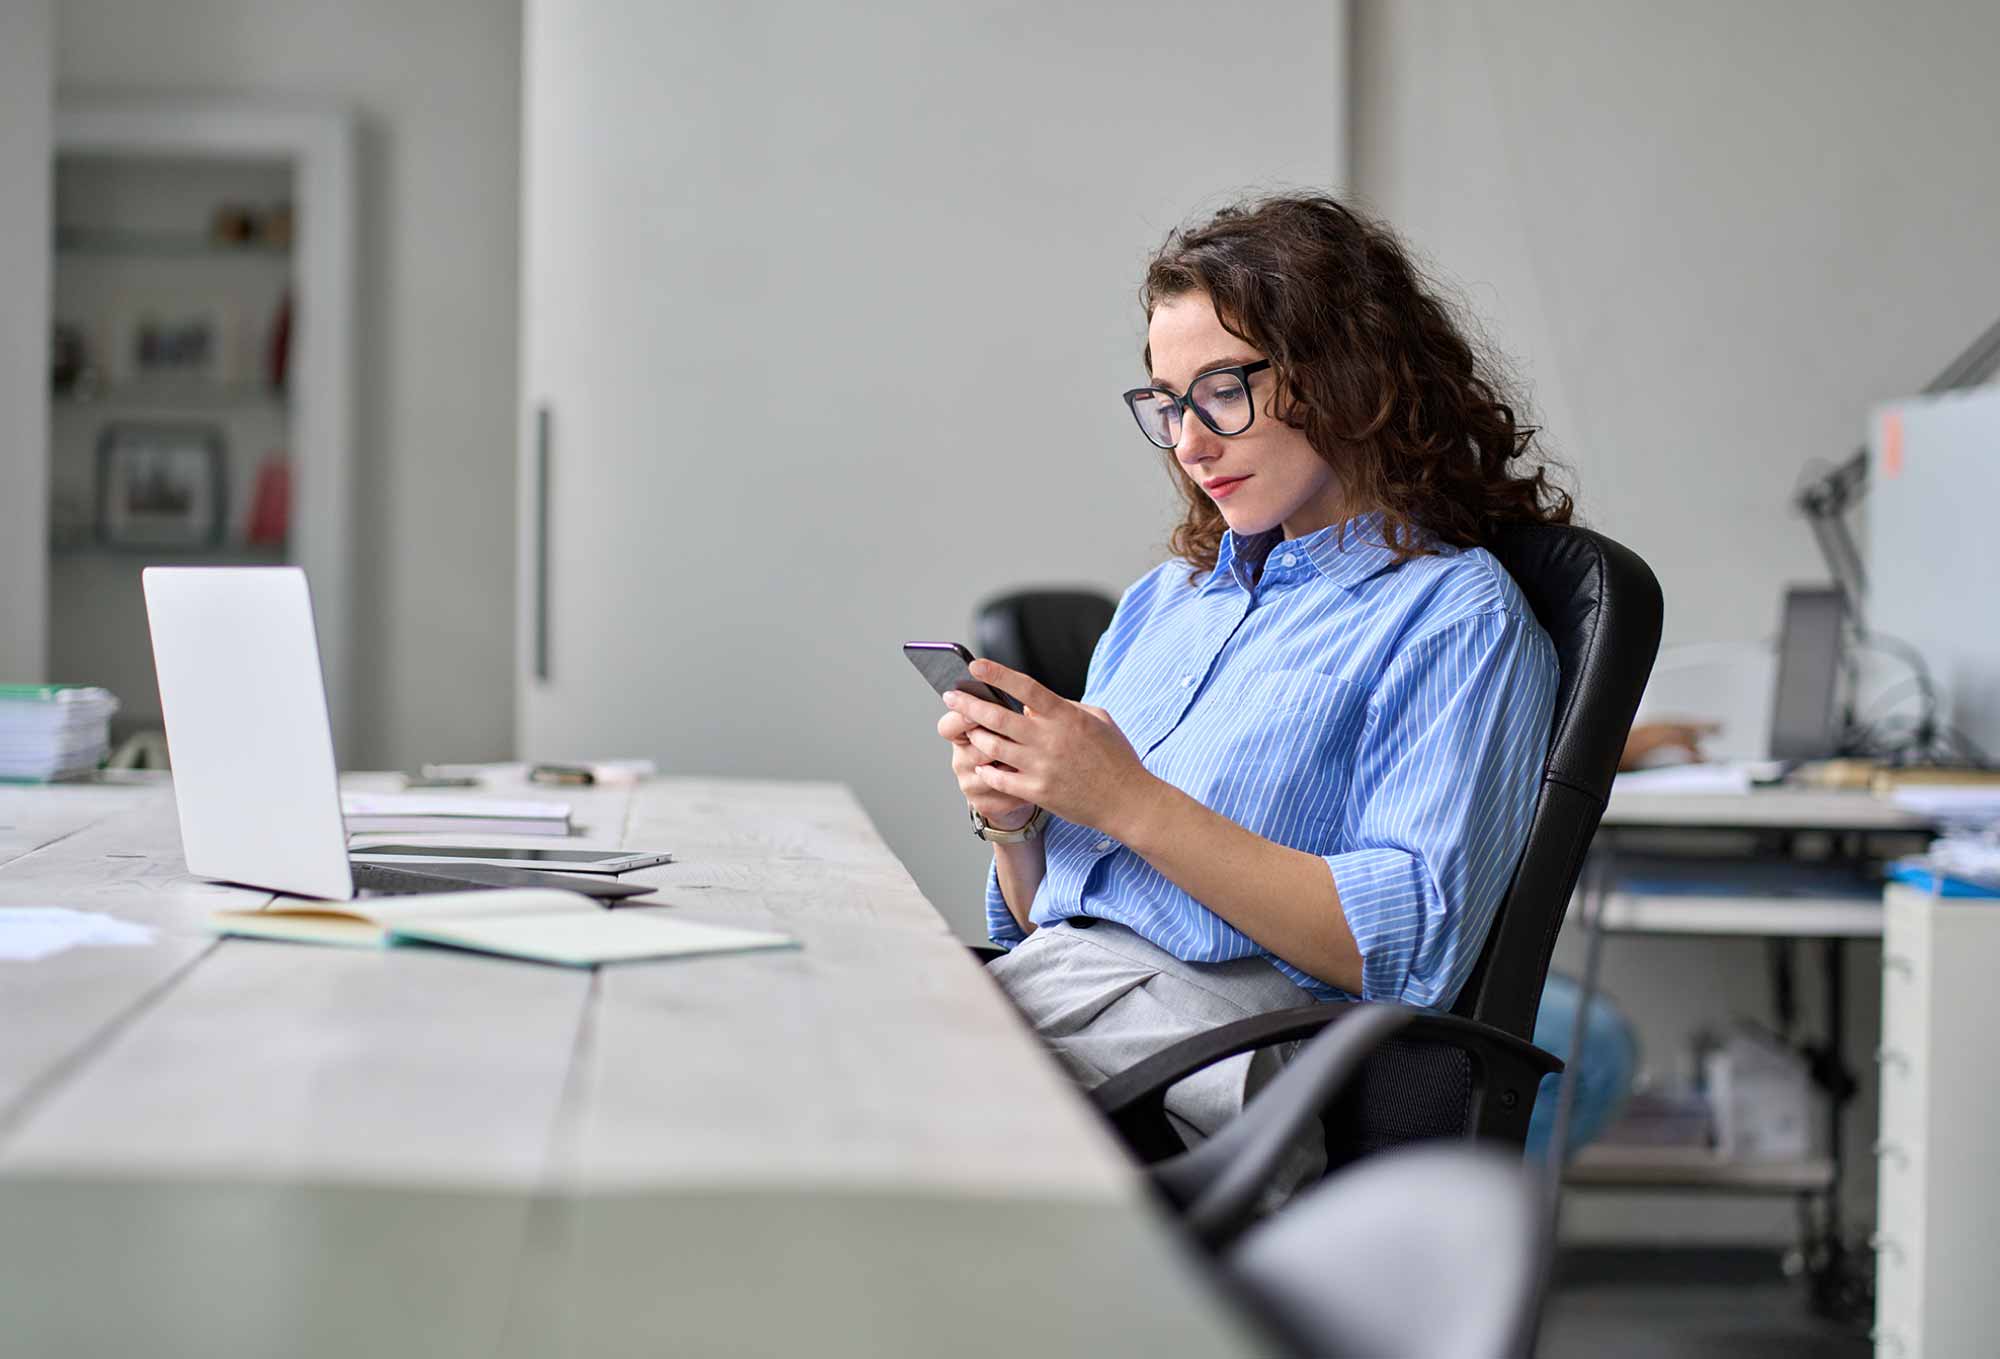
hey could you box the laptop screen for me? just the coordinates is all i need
[1768,586,1845,762]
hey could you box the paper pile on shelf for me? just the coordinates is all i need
[0,686,120,782]
[1704,1025,1813,1162]
[1890,784,2000,827]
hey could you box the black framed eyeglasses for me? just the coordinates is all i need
[1121,360,1272,450]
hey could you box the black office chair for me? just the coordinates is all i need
[1225,1142,1548,1359]
[1089,523,1663,1184]
[1149,1002,1417,1249]
[972,587,1117,702]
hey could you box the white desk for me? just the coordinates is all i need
[0,774,1268,1357]
[1603,786,1931,834]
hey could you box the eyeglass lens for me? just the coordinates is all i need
[1129,369,1255,449]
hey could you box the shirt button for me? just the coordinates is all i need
[1280,552,1298,567]
[1180,674,1194,687]
[1093,838,1113,853]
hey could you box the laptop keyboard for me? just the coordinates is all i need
[350,861,485,895]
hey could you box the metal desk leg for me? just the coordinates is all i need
[1546,842,1614,1203]
[1801,934,1868,1322]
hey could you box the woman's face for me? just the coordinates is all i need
[1146,291,1353,541]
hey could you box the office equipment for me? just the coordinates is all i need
[1872,885,2000,1358]
[339,792,572,836]
[0,684,118,782]
[142,566,609,900]
[903,641,1025,713]
[1868,384,2000,763]
[1793,314,2000,626]
[1768,586,1845,760]
[211,887,793,966]
[142,566,353,899]
[0,775,1265,1357]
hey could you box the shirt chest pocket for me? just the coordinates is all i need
[1152,669,1371,847]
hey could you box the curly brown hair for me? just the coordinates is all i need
[1141,192,1571,577]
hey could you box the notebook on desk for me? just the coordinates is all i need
[213,888,796,966]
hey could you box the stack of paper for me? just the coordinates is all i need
[0,685,119,783]
[340,793,573,836]
[1890,785,2000,828]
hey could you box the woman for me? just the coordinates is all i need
[936,192,1572,1162]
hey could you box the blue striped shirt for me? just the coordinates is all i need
[985,512,1557,1008]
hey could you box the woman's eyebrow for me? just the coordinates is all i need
[1148,355,1264,392]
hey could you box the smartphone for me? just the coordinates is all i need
[903,641,1024,713]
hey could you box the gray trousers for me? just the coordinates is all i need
[989,918,1327,1194]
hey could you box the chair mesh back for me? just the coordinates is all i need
[1322,1038,1473,1168]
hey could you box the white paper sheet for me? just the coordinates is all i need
[0,907,156,962]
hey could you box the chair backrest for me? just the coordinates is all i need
[1226,1142,1547,1359]
[1452,523,1662,1038]
[972,588,1118,702]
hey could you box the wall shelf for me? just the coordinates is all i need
[54,228,291,260]
[1566,1144,1837,1194]
[53,384,289,412]
[49,543,288,563]
[44,101,355,748]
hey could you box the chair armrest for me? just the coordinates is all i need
[1159,1004,1417,1249]
[1091,1003,1563,1163]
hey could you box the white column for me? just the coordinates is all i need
[0,0,53,680]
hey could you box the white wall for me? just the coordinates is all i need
[518,0,1347,950]
[57,0,522,769]
[0,0,53,680]
[1353,0,2000,1244]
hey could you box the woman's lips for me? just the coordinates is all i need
[1203,475,1251,500]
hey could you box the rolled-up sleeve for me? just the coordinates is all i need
[985,860,1027,947]
[1323,611,1555,1007]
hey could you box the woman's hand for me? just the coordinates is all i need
[938,706,1038,832]
[942,660,1154,836]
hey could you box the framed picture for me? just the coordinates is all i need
[107,303,242,386]
[96,423,228,549]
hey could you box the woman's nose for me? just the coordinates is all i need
[1176,416,1221,467]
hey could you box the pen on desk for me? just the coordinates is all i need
[530,762,596,786]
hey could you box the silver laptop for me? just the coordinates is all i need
[141,567,644,902]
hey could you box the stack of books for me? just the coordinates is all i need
[0,685,120,783]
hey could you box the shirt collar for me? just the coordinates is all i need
[1201,511,1412,595]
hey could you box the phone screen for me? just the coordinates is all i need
[902,642,1024,713]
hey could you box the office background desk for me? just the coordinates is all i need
[0,774,1268,1358]
[1560,786,1931,1320]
